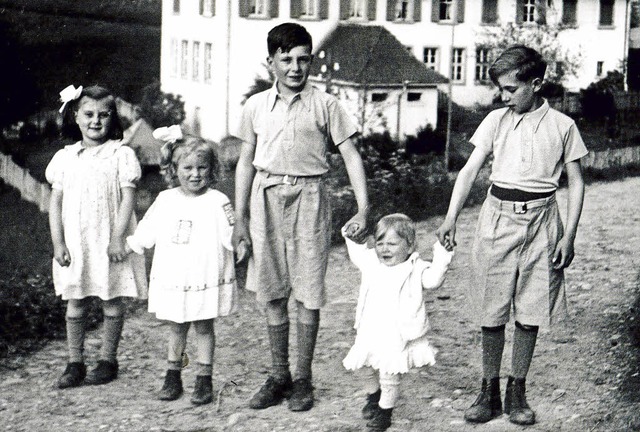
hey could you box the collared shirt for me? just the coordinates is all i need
[234,82,358,176]
[470,100,589,193]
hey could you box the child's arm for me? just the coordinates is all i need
[338,138,369,242]
[107,186,136,263]
[553,160,585,269]
[232,140,257,263]
[49,189,70,267]
[436,146,490,249]
[421,241,454,289]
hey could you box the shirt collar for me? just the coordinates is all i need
[267,81,313,112]
[511,99,549,132]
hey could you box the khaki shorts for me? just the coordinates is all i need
[246,171,331,309]
[470,192,568,327]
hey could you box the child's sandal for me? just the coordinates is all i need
[362,388,382,419]
[158,369,183,401]
[57,362,86,389]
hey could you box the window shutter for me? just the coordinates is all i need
[562,0,577,25]
[199,0,204,14]
[414,0,422,21]
[536,0,546,24]
[290,0,302,18]
[456,0,464,23]
[340,0,350,19]
[481,0,497,24]
[431,0,439,21]
[212,0,216,15]
[319,0,329,18]
[368,0,377,20]
[387,0,395,21]
[515,0,523,23]
[239,0,250,17]
[269,0,279,17]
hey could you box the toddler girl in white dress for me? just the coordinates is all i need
[342,213,453,431]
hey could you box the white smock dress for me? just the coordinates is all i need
[342,238,453,375]
[127,187,237,323]
[45,140,148,301]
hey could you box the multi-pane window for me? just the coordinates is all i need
[522,0,536,23]
[301,0,318,17]
[599,0,614,26]
[451,48,465,82]
[439,0,453,20]
[562,0,577,25]
[180,40,189,79]
[597,61,604,77]
[204,43,213,84]
[350,0,366,18]
[192,41,201,81]
[170,38,179,78]
[173,0,180,14]
[250,0,267,16]
[395,0,413,20]
[481,0,498,24]
[475,48,491,83]
[423,47,438,70]
[201,0,214,16]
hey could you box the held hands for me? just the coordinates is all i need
[232,218,252,264]
[553,236,575,270]
[342,211,368,244]
[435,218,456,252]
[53,243,71,267]
[107,237,129,263]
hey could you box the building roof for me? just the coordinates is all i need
[310,24,449,86]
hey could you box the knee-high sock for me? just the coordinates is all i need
[295,320,319,381]
[379,373,401,409]
[512,322,539,379]
[482,325,506,379]
[363,367,380,394]
[168,322,190,362]
[194,321,215,367]
[268,322,290,381]
[100,315,124,363]
[66,316,86,363]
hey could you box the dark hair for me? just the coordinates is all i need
[375,213,416,250]
[267,23,312,57]
[159,135,219,189]
[61,85,124,141]
[488,45,547,85]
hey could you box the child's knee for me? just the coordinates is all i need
[515,321,539,333]
[296,301,320,325]
[102,297,124,317]
[66,298,90,318]
[481,324,506,333]
[193,319,215,335]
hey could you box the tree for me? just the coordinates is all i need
[242,63,275,104]
[138,81,186,129]
[476,23,582,86]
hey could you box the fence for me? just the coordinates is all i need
[0,152,51,213]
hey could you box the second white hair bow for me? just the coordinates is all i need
[59,85,83,113]
[153,125,183,143]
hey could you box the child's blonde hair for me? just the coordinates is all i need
[375,213,416,250]
[159,136,219,189]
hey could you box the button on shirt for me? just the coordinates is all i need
[234,83,358,176]
[470,100,589,193]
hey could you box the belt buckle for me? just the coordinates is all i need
[282,174,297,185]
[513,202,527,214]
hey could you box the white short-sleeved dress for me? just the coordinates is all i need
[342,239,452,375]
[45,140,148,301]
[127,187,237,323]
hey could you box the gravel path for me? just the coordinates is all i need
[2,177,640,432]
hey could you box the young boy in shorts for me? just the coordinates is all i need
[232,23,369,412]
[436,45,588,425]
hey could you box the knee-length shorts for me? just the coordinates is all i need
[246,171,331,309]
[470,192,568,327]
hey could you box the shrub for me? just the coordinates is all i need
[139,81,186,129]
[405,124,446,156]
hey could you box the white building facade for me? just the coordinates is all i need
[160,0,631,141]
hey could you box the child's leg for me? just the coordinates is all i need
[366,372,400,430]
[249,298,292,409]
[361,368,382,420]
[504,321,538,425]
[287,301,319,412]
[85,297,125,385]
[191,319,215,405]
[482,324,506,379]
[58,298,90,388]
[158,322,189,401]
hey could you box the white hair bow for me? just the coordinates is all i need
[59,85,83,113]
[153,125,183,143]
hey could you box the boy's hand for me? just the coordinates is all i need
[53,243,71,267]
[232,219,252,263]
[108,237,127,263]
[343,213,367,243]
[553,236,575,270]
[436,219,456,251]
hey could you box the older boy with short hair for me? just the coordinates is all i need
[233,23,369,412]
[437,45,588,425]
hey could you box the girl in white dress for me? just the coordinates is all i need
[342,213,454,431]
[46,85,148,389]
[125,127,237,405]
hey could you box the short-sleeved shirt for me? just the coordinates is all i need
[470,100,589,193]
[234,82,358,176]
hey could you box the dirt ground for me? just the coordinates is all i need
[1,176,640,432]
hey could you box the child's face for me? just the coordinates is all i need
[496,70,543,114]
[375,228,413,267]
[268,45,313,95]
[75,97,113,145]
[176,152,211,196]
